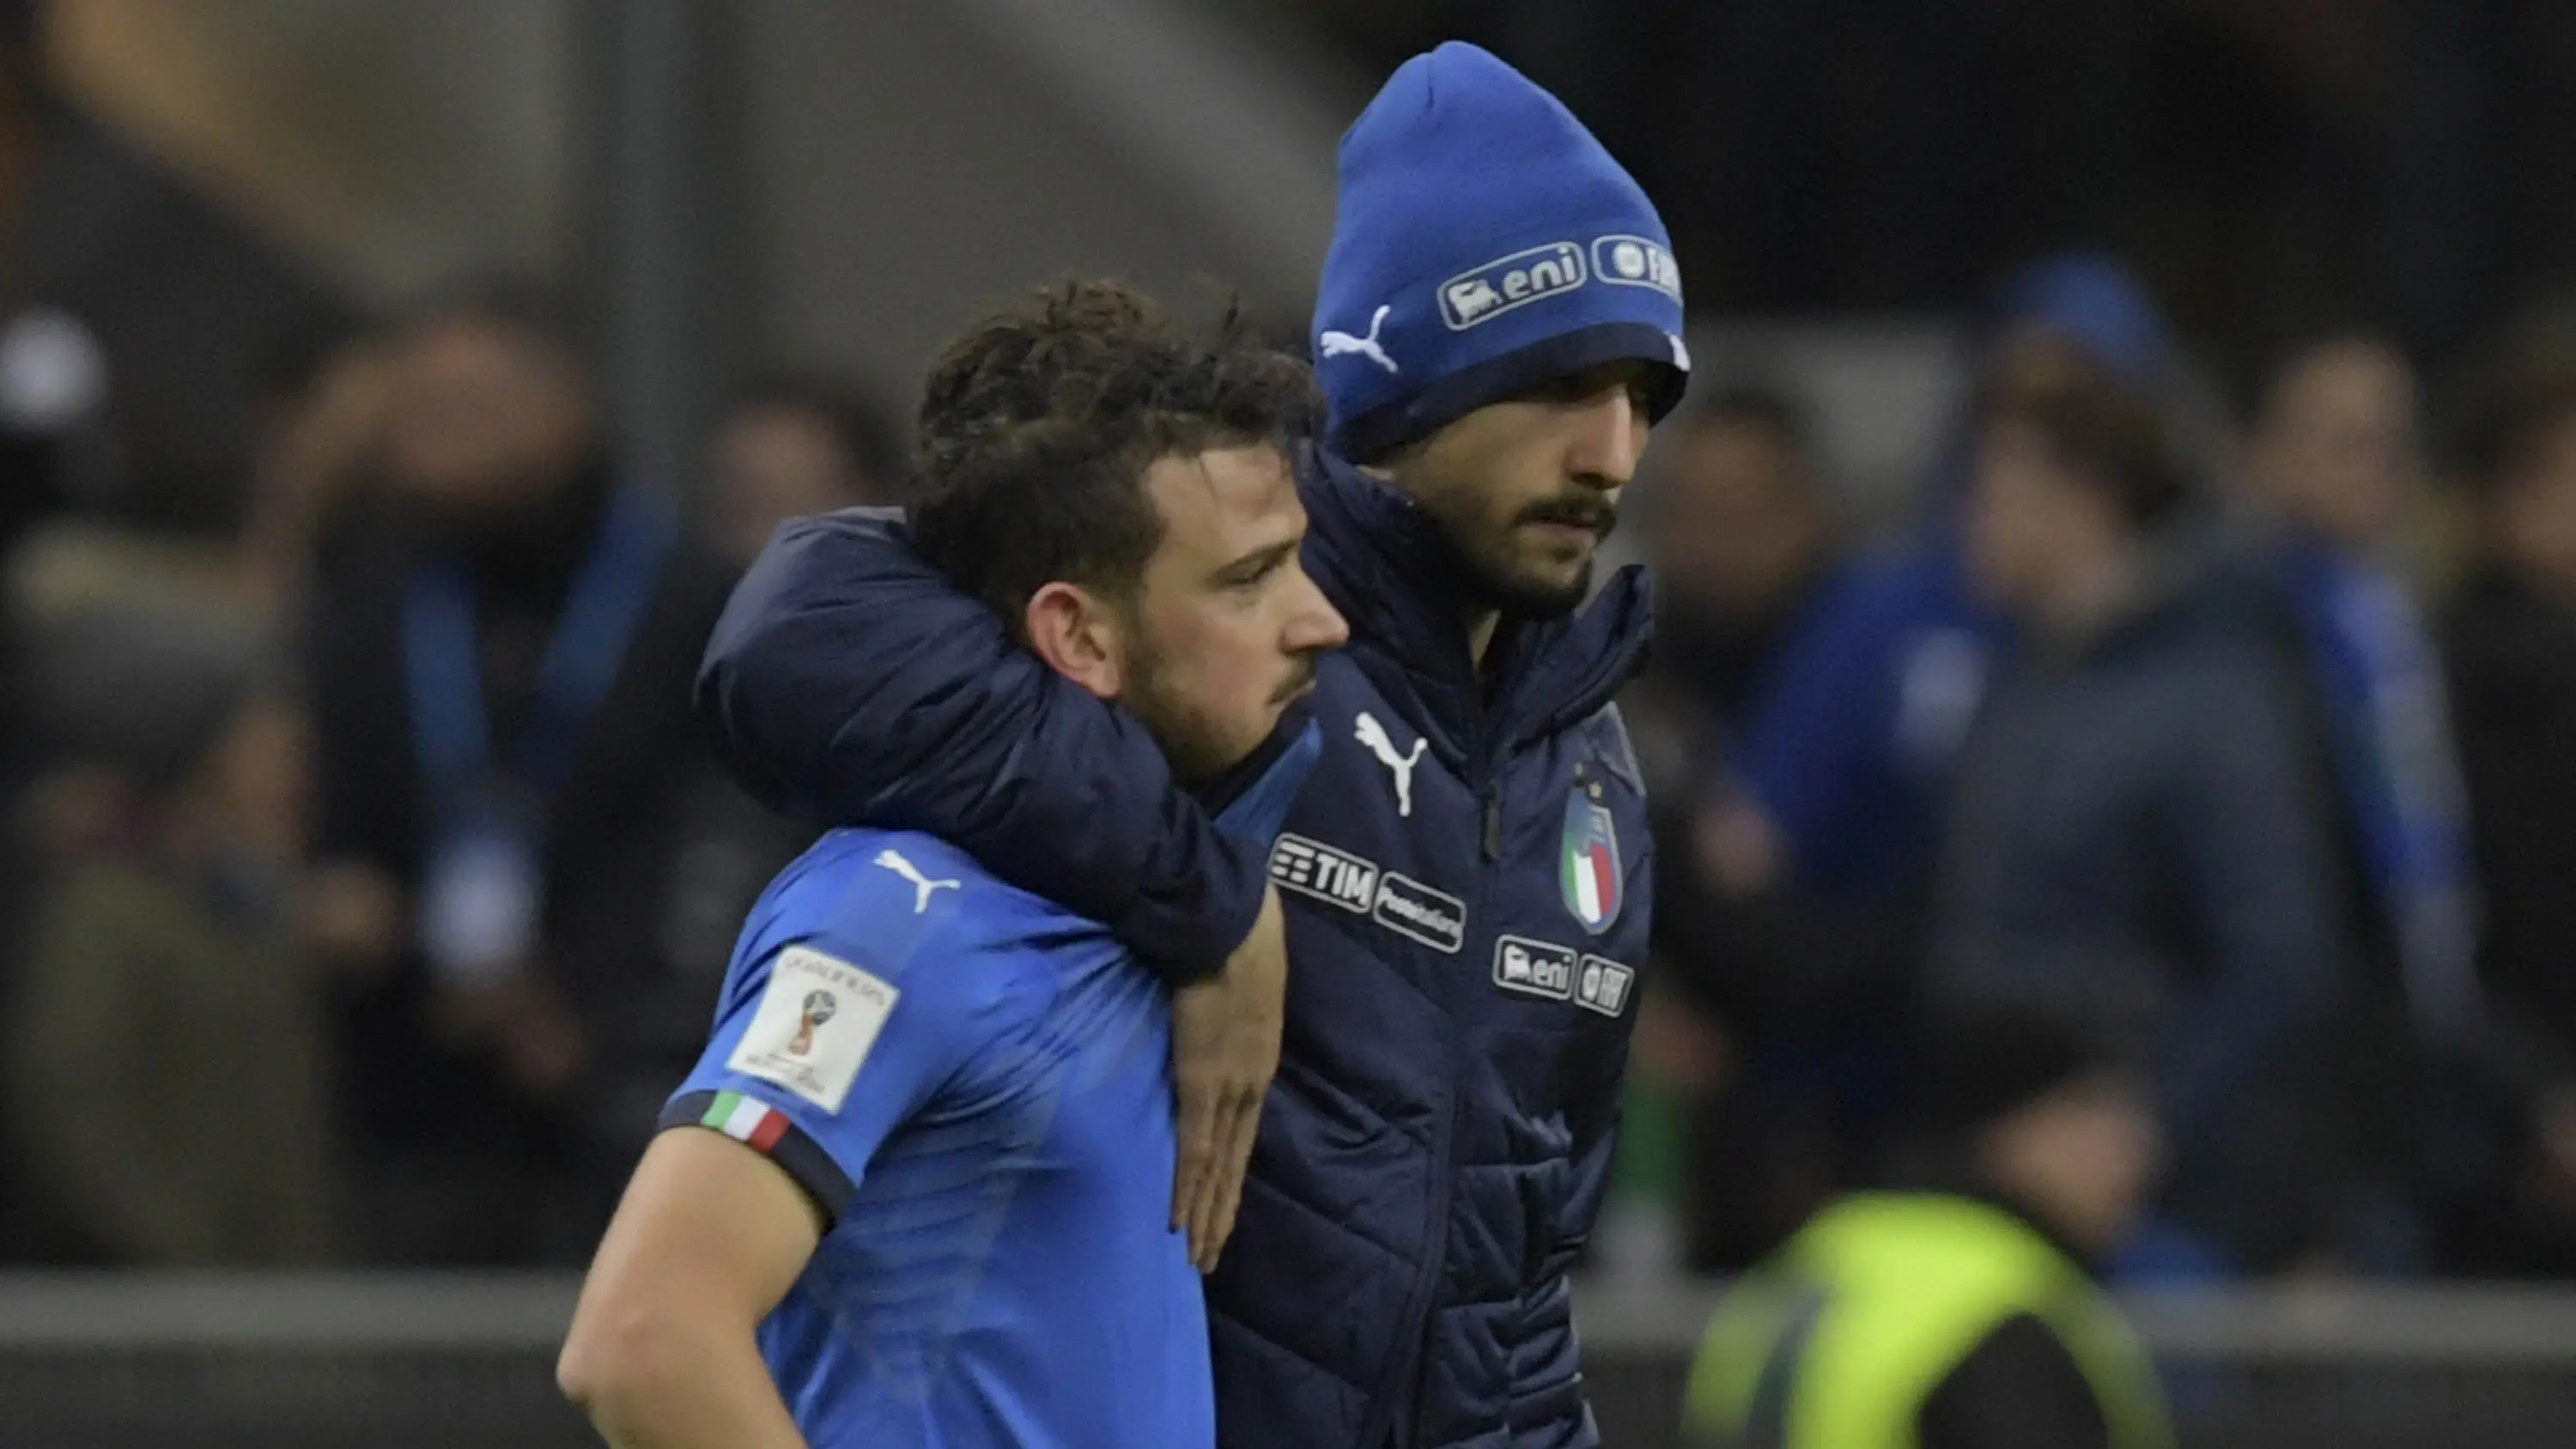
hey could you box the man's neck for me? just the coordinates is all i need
[1467,609,1500,670]
[1359,456,1503,672]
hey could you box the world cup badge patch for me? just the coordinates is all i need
[1559,789,1623,935]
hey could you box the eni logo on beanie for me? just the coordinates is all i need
[1439,241,1587,330]
[1313,41,1692,462]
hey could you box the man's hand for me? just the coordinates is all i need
[1170,882,1287,1272]
[301,860,406,975]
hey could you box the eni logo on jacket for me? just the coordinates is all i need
[1559,787,1623,934]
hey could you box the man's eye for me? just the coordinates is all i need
[1224,555,1284,590]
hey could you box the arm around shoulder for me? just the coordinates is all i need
[696,509,1268,978]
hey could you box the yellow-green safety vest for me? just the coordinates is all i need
[1682,1192,2175,1449]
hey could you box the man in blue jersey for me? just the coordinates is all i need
[556,279,1348,1449]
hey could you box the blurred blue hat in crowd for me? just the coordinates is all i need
[1982,250,2175,387]
[1312,41,1690,461]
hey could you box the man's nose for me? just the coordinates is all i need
[1284,567,1349,653]
[1566,388,1646,488]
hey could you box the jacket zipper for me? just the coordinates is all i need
[1364,1084,1466,1449]
[1370,749,1504,1449]
[1364,819,1484,1449]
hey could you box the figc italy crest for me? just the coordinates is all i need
[1559,789,1623,934]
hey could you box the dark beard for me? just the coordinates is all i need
[1121,630,1234,787]
[1458,546,1595,621]
[1421,490,1616,622]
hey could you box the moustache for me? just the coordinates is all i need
[1272,656,1320,705]
[1516,497,1619,538]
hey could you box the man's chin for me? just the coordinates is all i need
[1188,699,1317,814]
[1477,559,1594,621]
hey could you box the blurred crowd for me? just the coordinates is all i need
[0,272,902,1265]
[1622,255,2576,1285]
[0,11,906,1263]
[0,273,902,1266]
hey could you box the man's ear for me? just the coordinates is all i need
[1024,581,1126,700]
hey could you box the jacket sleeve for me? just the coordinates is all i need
[2154,645,2348,1260]
[695,510,1267,980]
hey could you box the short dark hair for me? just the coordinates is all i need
[909,280,1317,631]
[1980,357,2185,530]
[730,371,908,499]
[1918,1000,2138,1135]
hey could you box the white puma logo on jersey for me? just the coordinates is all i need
[1318,305,1400,375]
[874,848,961,914]
[1354,711,1430,817]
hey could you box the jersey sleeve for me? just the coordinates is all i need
[659,936,970,1224]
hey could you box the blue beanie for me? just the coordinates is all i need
[1982,251,2174,388]
[1313,43,1690,462]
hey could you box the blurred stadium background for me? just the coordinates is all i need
[9,0,2576,1444]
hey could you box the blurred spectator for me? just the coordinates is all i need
[2242,336,2425,562]
[3,603,335,1264]
[2236,331,2488,1271]
[1715,252,2175,918]
[1633,385,1837,732]
[1680,254,2181,1264]
[1615,385,1855,1269]
[302,282,747,1264]
[1632,384,1841,985]
[0,3,344,541]
[2441,336,2576,1274]
[705,373,904,567]
[1684,1007,2171,1449]
[234,318,398,610]
[659,373,898,1024]
[0,317,392,630]
[1930,354,2348,1277]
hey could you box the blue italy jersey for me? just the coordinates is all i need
[660,719,1321,1449]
